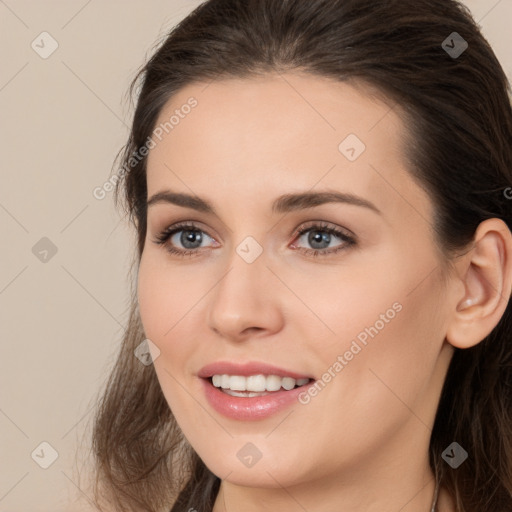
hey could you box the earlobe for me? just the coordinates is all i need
[446,218,512,349]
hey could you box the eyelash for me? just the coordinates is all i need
[152,221,356,258]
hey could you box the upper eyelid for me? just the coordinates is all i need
[296,221,355,236]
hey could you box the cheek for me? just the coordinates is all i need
[137,259,168,340]
[308,260,446,425]
[137,256,203,422]
[300,249,447,404]
[137,252,206,342]
[136,255,198,401]
[136,252,220,399]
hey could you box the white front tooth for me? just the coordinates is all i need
[212,375,222,387]
[229,375,247,391]
[296,378,309,386]
[281,377,296,390]
[266,375,282,392]
[221,374,230,389]
[246,374,266,392]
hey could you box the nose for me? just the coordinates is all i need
[207,248,285,343]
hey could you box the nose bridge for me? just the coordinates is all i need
[207,237,283,338]
[212,240,267,314]
[217,231,268,296]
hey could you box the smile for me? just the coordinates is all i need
[211,374,311,396]
[198,361,315,420]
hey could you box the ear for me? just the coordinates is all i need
[446,218,512,349]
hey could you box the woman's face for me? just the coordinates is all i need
[138,73,455,491]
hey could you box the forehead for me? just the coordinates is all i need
[145,72,429,221]
[149,72,400,161]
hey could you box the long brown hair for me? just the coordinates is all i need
[90,1,512,510]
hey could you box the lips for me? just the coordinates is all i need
[197,361,315,420]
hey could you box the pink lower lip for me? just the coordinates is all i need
[201,378,312,421]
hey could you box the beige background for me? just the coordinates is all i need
[1,1,511,510]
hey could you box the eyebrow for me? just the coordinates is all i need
[147,190,381,216]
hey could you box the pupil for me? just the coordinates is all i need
[309,231,330,249]
[181,230,202,249]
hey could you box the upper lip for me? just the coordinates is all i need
[197,361,314,380]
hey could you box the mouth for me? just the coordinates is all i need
[197,361,316,420]
[208,374,313,397]
[198,362,316,420]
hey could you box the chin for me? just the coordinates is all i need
[196,441,311,489]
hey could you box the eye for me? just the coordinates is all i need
[152,221,356,258]
[152,222,217,258]
[291,222,356,257]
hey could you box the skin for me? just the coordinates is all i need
[137,72,512,512]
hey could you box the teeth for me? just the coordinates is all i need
[266,375,282,392]
[247,375,266,392]
[229,375,247,391]
[210,374,310,392]
[221,375,230,389]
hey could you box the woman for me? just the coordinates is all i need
[91,0,512,511]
